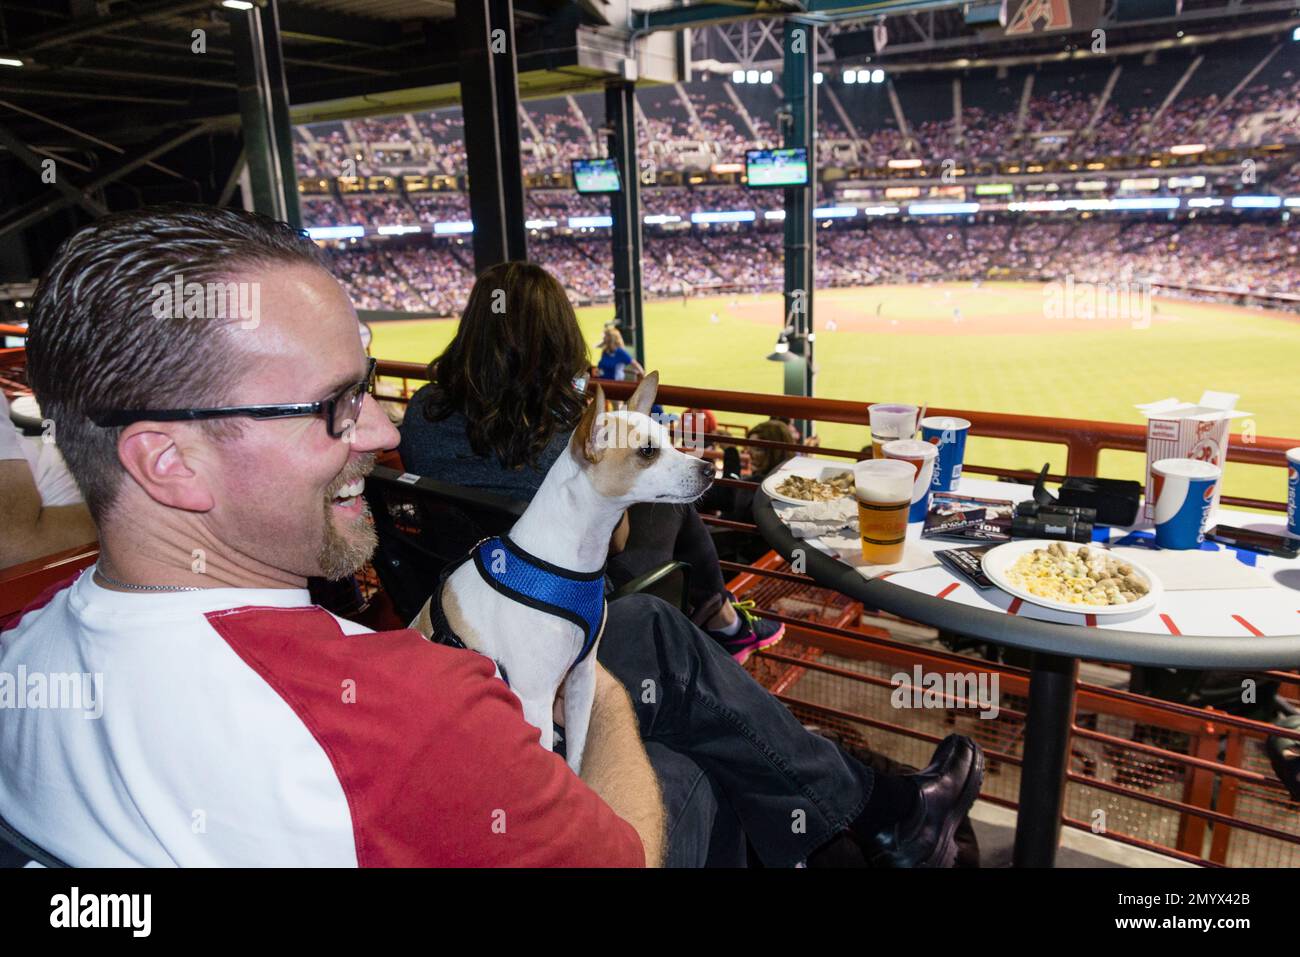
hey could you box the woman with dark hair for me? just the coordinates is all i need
[399,261,783,662]
[400,261,590,498]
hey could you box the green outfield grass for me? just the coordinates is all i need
[369,282,1300,507]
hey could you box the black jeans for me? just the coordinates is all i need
[596,593,876,867]
[607,503,730,624]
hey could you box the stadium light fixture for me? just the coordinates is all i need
[0,56,24,68]
[1231,195,1282,209]
[760,70,773,84]
[842,69,856,84]
[732,70,745,83]
[746,69,759,84]
[871,69,885,83]
[306,226,365,240]
[221,0,255,9]
[1293,26,1300,41]
[856,70,871,83]
[1107,197,1180,210]
[814,72,824,84]
[908,202,980,215]
[691,210,757,224]
[766,332,795,362]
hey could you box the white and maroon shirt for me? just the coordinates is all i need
[0,569,643,867]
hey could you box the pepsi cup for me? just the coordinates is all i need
[920,416,971,493]
[882,439,938,523]
[1287,447,1300,537]
[1151,458,1220,549]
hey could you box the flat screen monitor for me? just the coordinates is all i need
[572,158,622,194]
[745,148,809,188]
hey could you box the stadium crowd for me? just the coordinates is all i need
[325,217,1299,314]
[291,50,1300,179]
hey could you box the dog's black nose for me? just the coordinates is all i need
[699,459,715,479]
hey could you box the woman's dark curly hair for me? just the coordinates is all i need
[423,261,591,470]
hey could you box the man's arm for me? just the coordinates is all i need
[0,460,96,571]
[576,663,665,867]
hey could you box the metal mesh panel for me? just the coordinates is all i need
[741,619,1300,866]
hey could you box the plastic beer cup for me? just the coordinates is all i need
[853,459,915,564]
[868,403,920,458]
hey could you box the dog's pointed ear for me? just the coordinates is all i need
[627,371,659,416]
[571,384,605,464]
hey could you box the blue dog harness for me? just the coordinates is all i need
[430,535,607,681]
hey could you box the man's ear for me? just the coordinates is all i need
[116,425,215,513]
[571,384,606,464]
[627,370,659,416]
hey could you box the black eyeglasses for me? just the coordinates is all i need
[89,357,377,439]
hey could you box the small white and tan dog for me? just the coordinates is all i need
[426,372,713,773]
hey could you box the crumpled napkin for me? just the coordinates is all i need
[778,499,857,539]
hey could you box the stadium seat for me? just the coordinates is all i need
[363,466,528,626]
[0,809,68,868]
[0,542,98,625]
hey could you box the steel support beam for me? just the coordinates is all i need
[456,0,528,274]
[228,0,301,227]
[637,0,959,32]
[0,121,107,219]
[605,81,645,368]
[782,19,816,438]
[0,122,212,241]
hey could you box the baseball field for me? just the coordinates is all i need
[369,281,1300,506]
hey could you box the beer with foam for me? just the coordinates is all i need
[853,459,915,564]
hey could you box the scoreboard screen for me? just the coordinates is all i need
[745,148,809,188]
[572,158,622,194]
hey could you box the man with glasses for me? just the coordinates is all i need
[0,205,981,868]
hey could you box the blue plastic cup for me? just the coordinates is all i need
[920,416,971,493]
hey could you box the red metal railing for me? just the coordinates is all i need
[374,359,1297,512]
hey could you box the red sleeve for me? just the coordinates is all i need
[206,606,645,868]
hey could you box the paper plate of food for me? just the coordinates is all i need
[981,540,1163,617]
[762,463,857,506]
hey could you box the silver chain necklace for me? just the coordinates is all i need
[94,567,202,593]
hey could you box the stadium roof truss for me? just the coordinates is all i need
[683,0,1300,67]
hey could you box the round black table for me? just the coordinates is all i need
[752,488,1300,867]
